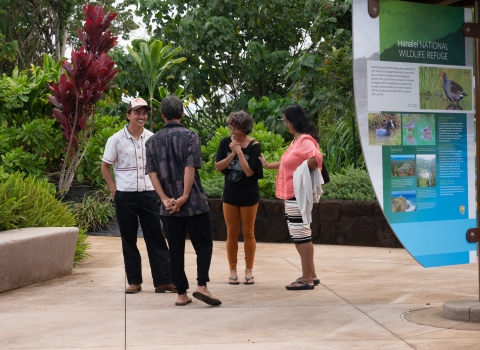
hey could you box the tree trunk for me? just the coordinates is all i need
[55,23,61,62]
[149,96,153,131]
[60,29,68,59]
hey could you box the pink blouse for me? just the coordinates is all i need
[275,134,323,200]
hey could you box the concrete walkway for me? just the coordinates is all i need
[1,236,480,349]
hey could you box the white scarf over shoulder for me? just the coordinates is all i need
[293,160,324,224]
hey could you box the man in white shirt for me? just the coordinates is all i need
[101,97,175,294]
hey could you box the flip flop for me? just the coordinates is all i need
[296,277,320,286]
[285,281,314,290]
[175,297,192,306]
[192,291,222,306]
[244,276,255,285]
[228,276,240,285]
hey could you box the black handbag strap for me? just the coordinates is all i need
[321,162,330,184]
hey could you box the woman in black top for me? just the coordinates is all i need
[215,111,263,285]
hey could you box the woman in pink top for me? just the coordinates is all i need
[259,104,322,290]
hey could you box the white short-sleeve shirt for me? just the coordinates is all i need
[102,125,154,192]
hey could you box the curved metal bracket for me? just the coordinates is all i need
[369,0,380,18]
[463,23,480,38]
[466,228,480,243]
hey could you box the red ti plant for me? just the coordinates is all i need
[48,4,119,196]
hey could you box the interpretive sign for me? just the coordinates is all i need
[353,0,476,267]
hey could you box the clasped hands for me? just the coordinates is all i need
[162,196,187,214]
[229,141,242,155]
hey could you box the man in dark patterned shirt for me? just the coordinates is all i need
[146,95,221,307]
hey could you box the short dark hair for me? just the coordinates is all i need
[283,104,319,142]
[160,95,184,120]
[226,110,253,135]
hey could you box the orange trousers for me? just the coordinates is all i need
[223,202,259,270]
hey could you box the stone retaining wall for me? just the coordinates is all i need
[208,199,402,248]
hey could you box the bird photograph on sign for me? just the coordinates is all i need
[419,66,472,111]
[368,112,401,145]
[401,113,436,146]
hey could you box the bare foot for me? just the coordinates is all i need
[176,292,190,305]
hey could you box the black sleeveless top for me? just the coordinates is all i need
[215,137,263,206]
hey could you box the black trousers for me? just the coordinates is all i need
[114,190,172,287]
[161,211,213,295]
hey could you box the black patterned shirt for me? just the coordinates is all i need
[145,122,209,217]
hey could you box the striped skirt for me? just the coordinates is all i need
[284,198,312,244]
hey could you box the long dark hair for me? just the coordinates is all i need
[283,104,319,142]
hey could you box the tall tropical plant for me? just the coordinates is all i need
[48,4,119,196]
[127,40,186,129]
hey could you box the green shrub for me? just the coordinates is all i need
[257,170,279,199]
[0,171,91,265]
[201,175,224,198]
[0,147,47,176]
[70,187,115,232]
[77,115,127,185]
[251,123,286,198]
[200,122,285,198]
[0,54,62,127]
[0,113,125,185]
[0,118,64,177]
[14,118,64,159]
[321,167,377,201]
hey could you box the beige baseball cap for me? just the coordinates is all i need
[126,97,151,113]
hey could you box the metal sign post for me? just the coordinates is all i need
[463,0,480,302]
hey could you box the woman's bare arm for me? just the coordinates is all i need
[259,154,280,170]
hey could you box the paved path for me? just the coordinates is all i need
[1,236,480,349]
